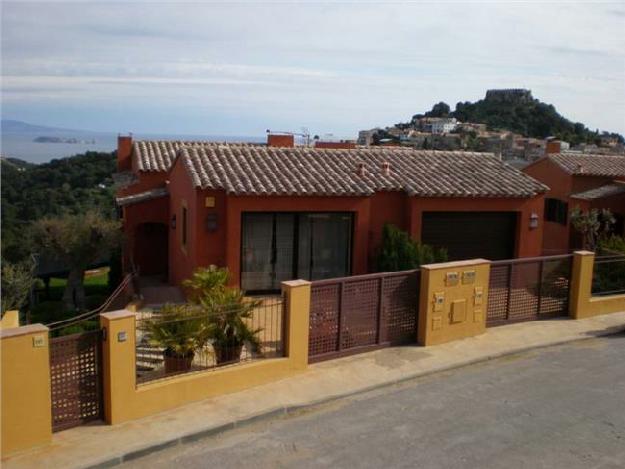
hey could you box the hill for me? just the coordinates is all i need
[409,89,624,146]
[1,151,116,263]
[1,119,100,135]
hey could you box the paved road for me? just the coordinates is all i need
[123,334,625,469]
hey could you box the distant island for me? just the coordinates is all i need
[33,136,96,144]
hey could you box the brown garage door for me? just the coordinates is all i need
[422,212,517,261]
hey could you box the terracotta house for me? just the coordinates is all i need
[523,153,625,255]
[116,137,548,292]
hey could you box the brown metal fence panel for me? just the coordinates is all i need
[309,270,420,363]
[49,329,103,432]
[486,255,572,327]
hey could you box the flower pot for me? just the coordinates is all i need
[213,344,243,365]
[163,350,194,373]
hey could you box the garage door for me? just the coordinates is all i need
[422,212,517,261]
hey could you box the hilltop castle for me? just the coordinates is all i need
[485,89,533,103]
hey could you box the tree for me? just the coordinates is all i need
[426,102,451,118]
[32,211,122,310]
[570,207,615,251]
[375,224,447,272]
[1,259,36,313]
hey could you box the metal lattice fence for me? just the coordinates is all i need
[486,255,572,327]
[309,270,420,363]
[135,298,285,384]
[592,255,625,296]
[49,329,104,432]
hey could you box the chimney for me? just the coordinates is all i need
[577,164,584,174]
[357,162,366,176]
[381,161,390,176]
[117,134,133,172]
[267,134,295,148]
[545,139,561,155]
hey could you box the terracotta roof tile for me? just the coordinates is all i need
[179,145,547,198]
[116,187,168,206]
[547,153,625,177]
[133,140,260,172]
[570,183,625,200]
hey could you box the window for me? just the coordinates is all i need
[241,212,353,292]
[545,198,568,225]
[181,205,188,248]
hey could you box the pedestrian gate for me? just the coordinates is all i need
[49,329,104,432]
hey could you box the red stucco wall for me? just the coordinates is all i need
[524,158,622,254]
[160,155,549,287]
[369,191,407,268]
[523,158,571,254]
[122,196,169,272]
[168,158,200,285]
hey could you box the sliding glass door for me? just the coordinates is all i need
[297,213,353,281]
[241,212,353,292]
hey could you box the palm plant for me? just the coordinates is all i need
[183,266,264,364]
[143,303,213,373]
[204,288,263,364]
[182,265,229,303]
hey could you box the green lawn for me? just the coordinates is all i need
[31,267,111,335]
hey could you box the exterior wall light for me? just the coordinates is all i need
[171,214,176,229]
[529,212,539,229]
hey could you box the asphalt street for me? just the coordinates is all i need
[123,333,625,469]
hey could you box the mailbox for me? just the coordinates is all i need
[445,272,459,287]
[433,291,445,312]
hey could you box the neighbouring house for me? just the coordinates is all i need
[523,153,625,254]
[430,118,458,135]
[116,136,548,292]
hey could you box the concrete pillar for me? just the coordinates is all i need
[281,280,311,369]
[100,310,136,425]
[0,310,20,330]
[569,251,595,319]
[0,324,52,456]
[418,259,491,346]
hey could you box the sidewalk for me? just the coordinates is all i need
[4,312,625,469]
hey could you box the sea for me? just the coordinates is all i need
[0,128,264,164]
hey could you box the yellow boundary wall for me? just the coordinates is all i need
[569,251,625,319]
[0,310,20,330]
[418,259,491,346]
[100,280,311,425]
[4,253,624,456]
[0,324,52,457]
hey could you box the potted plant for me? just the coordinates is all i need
[206,288,263,365]
[144,304,213,373]
[181,266,264,365]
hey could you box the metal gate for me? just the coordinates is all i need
[49,329,104,432]
[308,270,420,363]
[486,255,572,327]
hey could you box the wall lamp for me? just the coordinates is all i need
[529,212,539,229]
[170,214,176,230]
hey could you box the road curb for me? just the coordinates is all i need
[83,326,624,469]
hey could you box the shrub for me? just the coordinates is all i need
[144,304,213,358]
[182,265,229,304]
[375,224,448,272]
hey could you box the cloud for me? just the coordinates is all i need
[1,1,624,136]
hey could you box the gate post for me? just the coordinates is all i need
[0,324,52,457]
[282,280,311,369]
[100,310,136,425]
[417,259,491,346]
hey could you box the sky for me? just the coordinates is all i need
[2,1,625,139]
